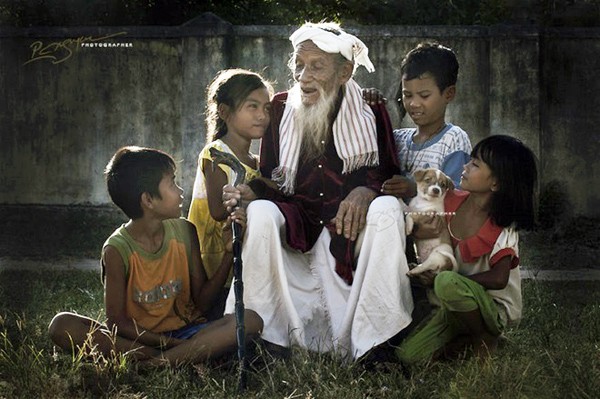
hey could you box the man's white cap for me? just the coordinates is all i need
[289,22,375,73]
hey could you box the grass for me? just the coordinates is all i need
[0,206,598,398]
[0,268,598,398]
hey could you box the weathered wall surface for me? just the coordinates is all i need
[541,30,600,214]
[0,21,598,216]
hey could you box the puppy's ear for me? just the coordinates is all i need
[440,171,454,190]
[413,169,426,182]
[438,170,454,190]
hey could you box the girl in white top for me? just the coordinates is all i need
[396,134,537,363]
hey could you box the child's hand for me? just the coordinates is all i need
[160,335,184,349]
[222,184,257,212]
[222,207,247,253]
[362,87,387,105]
[407,269,436,287]
[222,184,241,212]
[228,207,247,228]
[381,175,416,198]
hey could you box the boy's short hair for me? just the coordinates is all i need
[104,146,176,219]
[400,41,459,92]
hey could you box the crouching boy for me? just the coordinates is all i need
[48,146,262,366]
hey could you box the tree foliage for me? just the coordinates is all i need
[0,0,599,27]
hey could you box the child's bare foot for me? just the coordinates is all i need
[436,334,471,360]
[472,332,498,359]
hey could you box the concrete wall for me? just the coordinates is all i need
[1,20,598,216]
[541,29,600,214]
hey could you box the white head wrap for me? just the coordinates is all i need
[289,22,375,73]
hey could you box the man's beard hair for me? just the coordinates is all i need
[287,82,339,162]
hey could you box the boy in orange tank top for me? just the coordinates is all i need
[48,146,263,365]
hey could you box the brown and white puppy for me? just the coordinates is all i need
[405,168,457,278]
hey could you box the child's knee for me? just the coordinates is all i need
[48,312,75,345]
[244,309,263,335]
[49,312,68,333]
[434,271,461,302]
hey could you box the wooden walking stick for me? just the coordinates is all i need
[209,147,248,392]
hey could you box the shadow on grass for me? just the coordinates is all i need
[0,204,127,259]
[0,269,103,323]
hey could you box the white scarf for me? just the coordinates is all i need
[272,79,379,194]
[289,23,375,72]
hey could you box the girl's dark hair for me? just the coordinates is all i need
[473,135,537,230]
[205,69,274,142]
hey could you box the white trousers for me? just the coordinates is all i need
[224,195,414,359]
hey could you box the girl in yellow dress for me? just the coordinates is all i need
[188,69,273,318]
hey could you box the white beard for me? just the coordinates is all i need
[287,82,339,161]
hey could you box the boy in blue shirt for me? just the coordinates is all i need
[378,42,472,198]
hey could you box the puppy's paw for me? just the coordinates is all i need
[411,250,454,276]
[407,262,434,276]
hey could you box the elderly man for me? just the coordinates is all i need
[224,22,413,359]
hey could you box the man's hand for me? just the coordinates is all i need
[362,87,387,105]
[381,175,417,198]
[222,184,257,212]
[333,187,376,241]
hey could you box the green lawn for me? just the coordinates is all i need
[0,207,598,397]
[0,269,598,398]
